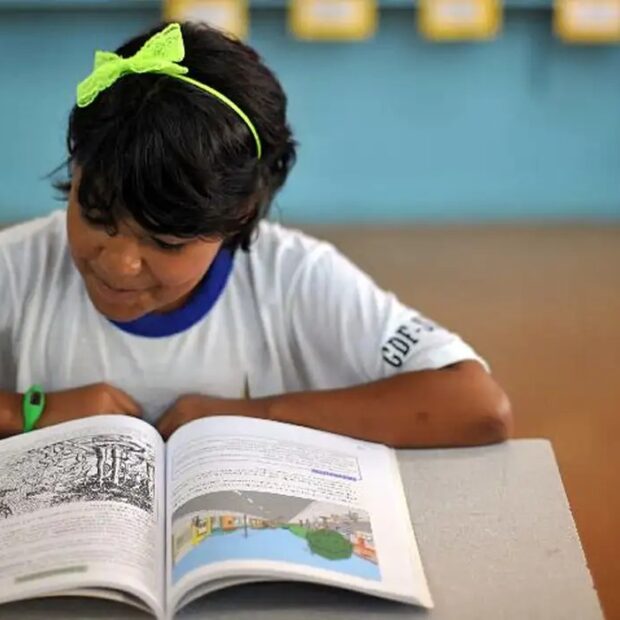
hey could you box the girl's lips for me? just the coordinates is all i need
[89,274,148,304]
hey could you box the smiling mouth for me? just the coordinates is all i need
[103,281,141,292]
[90,274,149,302]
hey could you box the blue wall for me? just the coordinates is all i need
[1,1,619,223]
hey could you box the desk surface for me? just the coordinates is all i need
[0,440,604,620]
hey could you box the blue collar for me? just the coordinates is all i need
[110,248,234,338]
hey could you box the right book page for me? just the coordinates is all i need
[165,415,432,614]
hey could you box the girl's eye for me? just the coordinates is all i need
[82,210,106,228]
[80,209,118,235]
[153,238,186,252]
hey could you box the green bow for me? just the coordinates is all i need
[77,23,189,107]
[76,22,262,158]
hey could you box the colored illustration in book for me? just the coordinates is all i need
[171,490,380,583]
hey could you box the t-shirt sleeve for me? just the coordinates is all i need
[286,244,488,387]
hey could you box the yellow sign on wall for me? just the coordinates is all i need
[289,0,377,41]
[554,0,620,43]
[419,0,502,41]
[164,0,249,40]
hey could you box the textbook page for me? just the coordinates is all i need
[166,416,432,613]
[0,415,166,618]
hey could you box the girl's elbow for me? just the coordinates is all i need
[454,363,514,445]
[474,389,513,444]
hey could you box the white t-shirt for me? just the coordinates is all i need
[0,211,487,424]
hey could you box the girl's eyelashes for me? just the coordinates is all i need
[152,238,186,252]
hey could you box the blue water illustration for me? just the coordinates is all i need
[172,527,381,584]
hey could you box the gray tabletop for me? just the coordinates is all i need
[0,439,604,620]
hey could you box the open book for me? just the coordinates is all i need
[0,415,433,618]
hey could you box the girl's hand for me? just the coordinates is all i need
[156,395,268,440]
[39,383,142,428]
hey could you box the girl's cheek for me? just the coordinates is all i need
[147,251,214,287]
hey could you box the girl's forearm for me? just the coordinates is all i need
[259,362,512,448]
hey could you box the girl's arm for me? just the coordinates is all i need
[259,361,511,447]
[0,385,142,439]
[157,361,513,447]
[0,391,22,437]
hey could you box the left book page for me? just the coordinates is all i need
[0,415,166,619]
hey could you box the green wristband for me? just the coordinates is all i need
[23,385,46,432]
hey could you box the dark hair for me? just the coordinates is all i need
[56,21,296,251]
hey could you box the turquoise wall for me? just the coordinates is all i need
[1,1,619,223]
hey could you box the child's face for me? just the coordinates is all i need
[66,169,223,322]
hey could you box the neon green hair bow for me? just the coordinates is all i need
[76,23,262,158]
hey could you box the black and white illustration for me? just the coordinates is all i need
[0,434,155,519]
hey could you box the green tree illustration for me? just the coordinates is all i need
[307,529,353,560]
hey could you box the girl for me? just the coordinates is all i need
[0,22,511,445]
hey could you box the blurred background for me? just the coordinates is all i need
[0,0,619,616]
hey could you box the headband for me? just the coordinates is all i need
[76,23,262,159]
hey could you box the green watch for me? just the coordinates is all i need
[23,385,46,432]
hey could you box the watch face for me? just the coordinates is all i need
[29,391,43,406]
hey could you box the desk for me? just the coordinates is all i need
[0,440,603,620]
